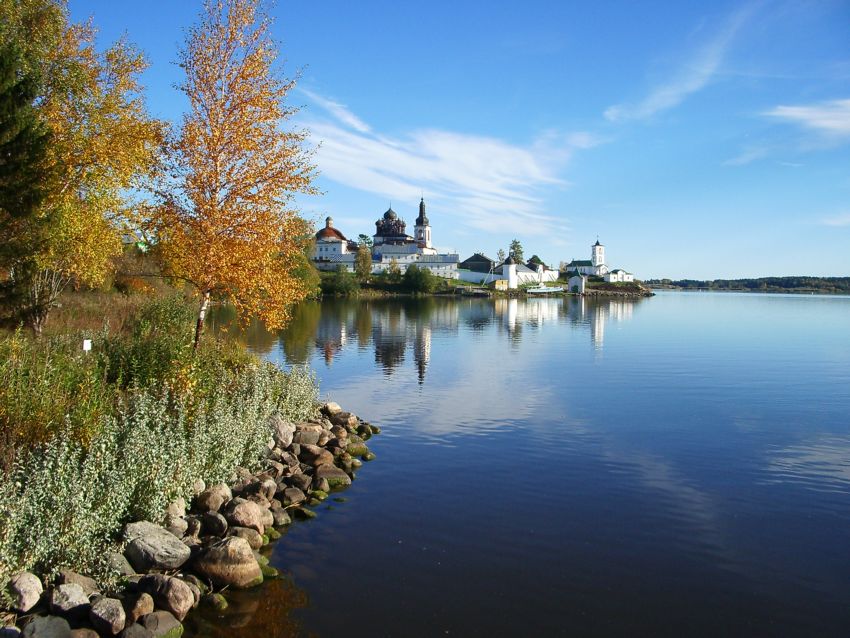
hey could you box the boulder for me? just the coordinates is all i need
[193,484,231,513]
[191,537,263,589]
[49,583,89,619]
[222,498,264,534]
[330,425,348,440]
[106,553,136,577]
[315,463,352,488]
[70,630,98,638]
[345,434,369,457]
[123,522,191,572]
[90,597,126,635]
[298,444,334,467]
[282,487,306,506]
[266,460,285,478]
[270,506,291,527]
[292,429,320,446]
[320,402,343,417]
[191,479,206,497]
[270,415,296,449]
[201,510,228,536]
[330,411,358,428]
[21,616,71,638]
[137,575,193,622]
[117,626,154,638]
[228,526,263,550]
[183,517,201,539]
[138,611,183,638]
[8,571,42,613]
[165,498,186,519]
[258,507,274,530]
[200,593,227,611]
[163,515,188,539]
[122,593,154,626]
[0,626,20,638]
[287,473,312,492]
[57,571,98,597]
[177,579,200,608]
[312,477,330,493]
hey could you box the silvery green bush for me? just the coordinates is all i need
[0,361,317,589]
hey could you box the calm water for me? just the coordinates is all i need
[190,292,850,637]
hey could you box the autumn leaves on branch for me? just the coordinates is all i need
[0,0,317,343]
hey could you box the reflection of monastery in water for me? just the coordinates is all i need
[278,297,640,380]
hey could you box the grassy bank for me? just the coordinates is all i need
[0,295,318,591]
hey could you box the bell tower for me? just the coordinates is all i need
[414,197,432,249]
[591,238,605,268]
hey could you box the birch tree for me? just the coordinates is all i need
[156,0,317,348]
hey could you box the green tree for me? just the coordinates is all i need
[496,248,506,263]
[387,258,401,283]
[357,233,373,249]
[508,239,524,263]
[355,243,372,282]
[0,44,53,312]
[528,254,545,267]
[402,264,436,293]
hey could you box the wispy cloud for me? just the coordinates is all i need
[820,212,850,227]
[764,98,850,141]
[299,88,371,134]
[301,91,601,235]
[604,4,758,122]
[723,146,769,166]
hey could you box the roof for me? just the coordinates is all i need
[567,259,593,267]
[316,226,347,241]
[415,198,429,226]
[594,239,602,247]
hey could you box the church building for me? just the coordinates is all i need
[564,239,634,283]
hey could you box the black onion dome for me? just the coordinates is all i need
[416,198,429,226]
[384,207,397,220]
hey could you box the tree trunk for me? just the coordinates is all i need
[193,290,211,350]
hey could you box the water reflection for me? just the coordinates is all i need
[215,296,645,381]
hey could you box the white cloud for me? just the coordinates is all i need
[821,212,850,227]
[301,93,601,236]
[300,88,371,133]
[604,4,757,122]
[764,98,850,140]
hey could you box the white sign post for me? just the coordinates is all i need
[83,339,92,354]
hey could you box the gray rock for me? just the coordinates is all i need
[137,575,194,622]
[117,626,154,638]
[191,537,263,589]
[177,579,200,608]
[22,616,71,638]
[312,477,330,493]
[138,611,183,638]
[122,593,154,626]
[165,498,186,518]
[106,553,136,577]
[330,425,348,440]
[279,451,299,467]
[292,429,320,446]
[270,415,296,449]
[123,521,191,572]
[330,411,358,428]
[227,526,263,550]
[258,507,274,530]
[8,571,42,613]
[288,473,312,492]
[320,401,343,416]
[298,444,334,467]
[315,463,352,488]
[200,593,227,611]
[90,597,126,635]
[201,510,228,536]
[183,517,201,539]
[270,506,291,527]
[163,515,188,539]
[193,484,231,513]
[266,460,285,477]
[57,571,98,597]
[69,630,98,638]
[282,487,306,506]
[49,583,89,619]
[222,498,264,534]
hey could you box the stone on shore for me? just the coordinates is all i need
[106,553,136,577]
[227,526,263,550]
[320,402,343,417]
[282,487,306,507]
[21,616,71,638]
[57,571,98,597]
[8,571,43,613]
[118,625,154,638]
[315,463,352,488]
[137,575,194,622]
[163,515,188,539]
[122,593,154,626]
[138,611,183,638]
[270,415,296,449]
[90,597,126,635]
[193,484,231,513]
[298,444,334,467]
[222,498,264,534]
[270,506,291,527]
[123,522,191,572]
[200,593,227,611]
[201,511,228,537]
[69,630,98,638]
[49,583,89,619]
[191,537,262,589]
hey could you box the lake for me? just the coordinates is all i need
[189,292,850,637]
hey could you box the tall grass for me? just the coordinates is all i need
[0,295,319,588]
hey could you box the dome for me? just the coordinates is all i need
[315,217,347,241]
[384,207,397,220]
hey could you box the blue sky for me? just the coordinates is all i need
[69,0,850,279]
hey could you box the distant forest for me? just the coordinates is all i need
[646,277,850,294]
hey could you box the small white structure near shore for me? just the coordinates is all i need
[568,274,587,294]
[457,253,559,289]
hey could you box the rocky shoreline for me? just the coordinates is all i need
[2,401,377,638]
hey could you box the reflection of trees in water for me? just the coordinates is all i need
[277,302,321,364]
[183,576,309,638]
[203,305,277,355]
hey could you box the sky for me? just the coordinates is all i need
[68,0,850,279]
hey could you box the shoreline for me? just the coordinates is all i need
[2,401,378,637]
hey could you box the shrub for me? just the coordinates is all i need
[320,268,360,296]
[402,265,437,293]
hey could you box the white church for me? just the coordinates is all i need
[564,239,634,284]
[311,199,459,277]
